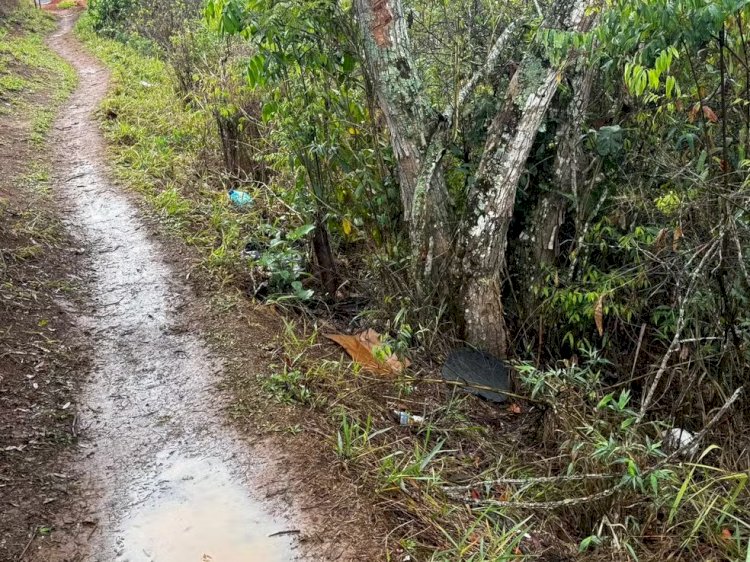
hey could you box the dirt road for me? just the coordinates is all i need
[38,14,297,561]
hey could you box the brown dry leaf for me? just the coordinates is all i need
[324,329,408,377]
[594,294,605,337]
[654,227,668,251]
[703,105,719,123]
[673,225,683,251]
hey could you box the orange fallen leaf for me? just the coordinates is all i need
[324,329,408,377]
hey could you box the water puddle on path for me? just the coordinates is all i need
[118,455,291,561]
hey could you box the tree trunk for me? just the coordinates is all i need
[460,0,592,357]
[531,59,596,271]
[312,213,338,297]
[353,0,453,286]
[354,0,521,291]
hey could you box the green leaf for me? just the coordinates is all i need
[666,75,675,98]
[596,125,624,157]
[287,224,315,241]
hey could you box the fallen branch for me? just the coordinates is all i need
[401,376,546,405]
[17,526,38,561]
[443,472,616,493]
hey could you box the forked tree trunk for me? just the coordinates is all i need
[354,0,519,289]
[461,0,592,357]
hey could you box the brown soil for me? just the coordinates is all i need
[0,17,89,562]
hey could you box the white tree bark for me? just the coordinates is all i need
[353,0,452,279]
[461,0,593,356]
[354,0,519,286]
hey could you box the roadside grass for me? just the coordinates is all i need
[75,14,276,292]
[0,5,76,130]
[74,9,750,562]
[260,321,750,561]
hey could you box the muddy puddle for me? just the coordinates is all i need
[118,455,291,561]
[44,16,296,562]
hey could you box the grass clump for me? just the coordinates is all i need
[0,3,76,128]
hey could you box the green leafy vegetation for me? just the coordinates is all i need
[0,6,75,122]
[76,0,750,559]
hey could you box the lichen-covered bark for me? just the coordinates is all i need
[355,0,521,289]
[354,0,452,280]
[460,0,592,357]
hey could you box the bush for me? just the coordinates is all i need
[88,0,134,35]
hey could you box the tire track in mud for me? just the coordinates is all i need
[42,15,296,561]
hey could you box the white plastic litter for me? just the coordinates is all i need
[661,427,699,457]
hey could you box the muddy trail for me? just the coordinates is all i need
[35,15,298,561]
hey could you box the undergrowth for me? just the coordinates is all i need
[75,14,309,296]
[264,323,750,561]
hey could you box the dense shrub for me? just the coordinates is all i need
[87,0,134,35]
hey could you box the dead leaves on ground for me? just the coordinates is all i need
[324,329,409,377]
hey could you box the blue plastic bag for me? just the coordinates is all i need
[228,189,253,208]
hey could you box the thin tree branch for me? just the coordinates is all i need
[449,387,742,510]
[638,238,721,421]
[441,22,519,121]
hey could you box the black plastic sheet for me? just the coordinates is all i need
[442,348,510,403]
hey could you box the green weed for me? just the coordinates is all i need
[0,6,76,136]
[378,432,447,493]
[262,367,316,406]
[334,412,390,461]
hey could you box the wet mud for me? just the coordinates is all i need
[43,15,295,561]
